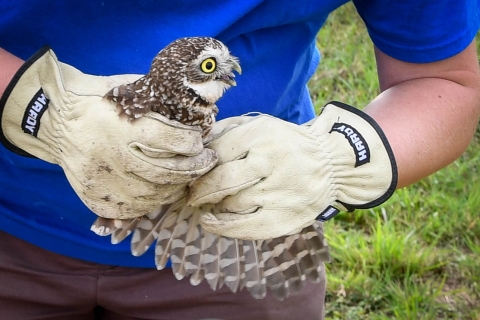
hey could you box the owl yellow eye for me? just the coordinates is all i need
[201,58,216,74]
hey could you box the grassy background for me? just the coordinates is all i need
[308,3,480,319]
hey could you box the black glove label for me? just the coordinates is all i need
[316,205,341,221]
[22,88,49,136]
[330,122,370,167]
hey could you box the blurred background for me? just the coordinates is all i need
[309,3,480,319]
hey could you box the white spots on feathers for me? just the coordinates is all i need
[91,204,330,301]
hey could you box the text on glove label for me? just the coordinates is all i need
[330,122,370,167]
[316,205,341,222]
[22,88,50,136]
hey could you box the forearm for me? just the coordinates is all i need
[365,44,480,188]
[0,48,23,96]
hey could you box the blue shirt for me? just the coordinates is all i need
[0,0,479,267]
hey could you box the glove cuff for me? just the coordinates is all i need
[0,46,54,158]
[312,101,398,220]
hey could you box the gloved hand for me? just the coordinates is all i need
[0,47,217,219]
[187,102,397,239]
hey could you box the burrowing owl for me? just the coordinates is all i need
[105,37,241,137]
[93,38,329,301]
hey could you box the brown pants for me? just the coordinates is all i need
[0,231,326,320]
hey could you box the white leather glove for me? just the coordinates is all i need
[0,47,217,219]
[187,102,397,239]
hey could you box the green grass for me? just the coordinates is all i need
[308,3,480,319]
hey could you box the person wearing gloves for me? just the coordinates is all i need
[1,1,480,319]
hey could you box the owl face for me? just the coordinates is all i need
[152,37,242,104]
[184,45,242,103]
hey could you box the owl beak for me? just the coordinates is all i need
[230,59,242,75]
[218,74,237,86]
[218,59,242,86]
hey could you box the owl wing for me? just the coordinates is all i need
[104,76,160,120]
[91,202,330,301]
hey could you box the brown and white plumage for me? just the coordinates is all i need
[91,203,330,301]
[104,37,241,136]
[93,37,330,300]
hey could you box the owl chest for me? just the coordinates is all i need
[172,101,216,126]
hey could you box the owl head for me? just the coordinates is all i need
[151,37,242,104]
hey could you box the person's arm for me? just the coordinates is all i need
[365,41,480,188]
[0,48,23,96]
